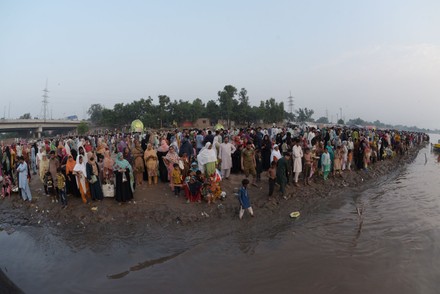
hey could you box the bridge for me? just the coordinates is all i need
[0,119,81,138]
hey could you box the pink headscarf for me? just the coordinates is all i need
[157,140,169,153]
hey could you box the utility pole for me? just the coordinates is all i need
[41,79,49,122]
[340,107,343,122]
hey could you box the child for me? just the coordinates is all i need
[195,170,204,183]
[56,167,67,208]
[184,172,202,203]
[238,179,254,219]
[201,182,213,204]
[44,171,56,202]
[333,145,342,177]
[347,149,353,171]
[267,160,277,200]
[303,147,312,185]
[172,163,183,197]
[1,175,12,198]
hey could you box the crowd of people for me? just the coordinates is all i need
[0,124,429,217]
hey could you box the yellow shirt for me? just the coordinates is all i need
[172,169,182,184]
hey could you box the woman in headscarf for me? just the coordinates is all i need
[86,152,104,201]
[144,143,158,185]
[123,146,133,164]
[113,152,134,203]
[39,153,49,184]
[270,144,281,163]
[73,155,91,204]
[78,146,87,163]
[131,140,145,187]
[197,142,217,177]
[65,154,80,197]
[261,135,272,170]
[103,150,114,181]
[156,139,169,183]
[164,145,180,191]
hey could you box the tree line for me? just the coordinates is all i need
[88,85,291,128]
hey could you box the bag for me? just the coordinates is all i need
[102,182,114,197]
[89,175,98,184]
[122,172,128,182]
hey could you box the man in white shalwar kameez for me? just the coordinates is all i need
[292,139,303,186]
[218,137,236,179]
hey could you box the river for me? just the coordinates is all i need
[1,135,440,294]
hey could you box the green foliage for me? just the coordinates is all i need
[19,113,31,119]
[296,108,314,122]
[89,85,292,128]
[316,116,329,124]
[206,100,221,122]
[218,85,237,125]
[77,121,89,135]
[87,104,104,124]
[337,119,345,125]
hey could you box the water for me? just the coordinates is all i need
[1,136,440,293]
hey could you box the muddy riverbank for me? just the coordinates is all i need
[0,145,423,236]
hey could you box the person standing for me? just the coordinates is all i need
[196,131,204,154]
[113,152,134,203]
[218,137,236,180]
[48,150,60,193]
[321,148,331,180]
[144,143,159,185]
[131,140,145,187]
[73,155,91,204]
[56,167,67,208]
[292,139,303,186]
[241,142,257,186]
[86,153,104,201]
[267,160,277,199]
[276,152,291,199]
[238,179,254,219]
[17,156,32,201]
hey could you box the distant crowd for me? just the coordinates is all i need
[0,125,428,218]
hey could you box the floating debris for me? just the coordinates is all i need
[289,211,300,218]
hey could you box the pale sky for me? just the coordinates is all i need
[1,0,439,129]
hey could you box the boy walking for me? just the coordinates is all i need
[238,179,254,219]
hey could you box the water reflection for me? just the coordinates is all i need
[1,137,440,293]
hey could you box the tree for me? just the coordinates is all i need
[206,100,220,122]
[218,85,238,127]
[296,108,314,122]
[347,117,366,126]
[158,95,171,127]
[19,113,31,119]
[191,98,205,121]
[77,121,89,135]
[236,88,252,124]
[87,104,104,125]
[316,116,329,124]
[337,119,345,125]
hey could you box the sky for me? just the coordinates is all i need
[1,0,439,129]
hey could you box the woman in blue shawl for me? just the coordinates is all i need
[325,141,334,172]
[113,152,134,203]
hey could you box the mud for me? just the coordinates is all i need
[0,146,422,237]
